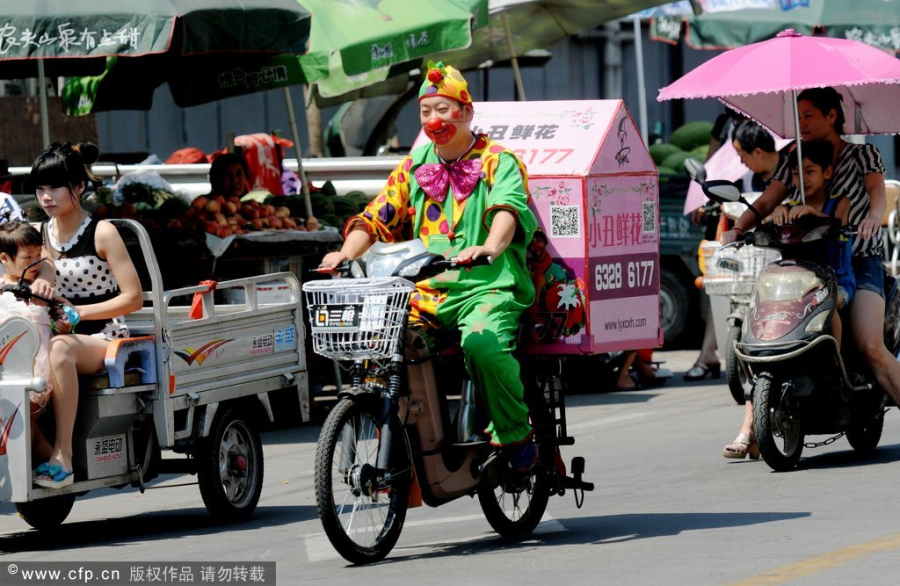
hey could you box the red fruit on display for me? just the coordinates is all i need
[192,196,209,210]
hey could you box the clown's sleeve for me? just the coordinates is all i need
[482,151,537,244]
[344,156,414,243]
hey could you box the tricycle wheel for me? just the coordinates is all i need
[315,398,411,565]
[197,406,264,521]
[753,373,803,471]
[16,494,76,530]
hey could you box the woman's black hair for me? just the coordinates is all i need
[796,87,845,135]
[30,142,101,202]
[733,120,775,154]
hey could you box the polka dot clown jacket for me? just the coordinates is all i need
[345,135,538,327]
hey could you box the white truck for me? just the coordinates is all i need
[0,220,309,529]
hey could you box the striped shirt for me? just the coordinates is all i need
[774,142,885,257]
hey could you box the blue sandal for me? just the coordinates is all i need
[33,462,54,476]
[33,464,74,489]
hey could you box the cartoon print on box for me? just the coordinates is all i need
[525,229,588,343]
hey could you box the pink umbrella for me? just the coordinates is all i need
[659,29,900,200]
[658,29,900,138]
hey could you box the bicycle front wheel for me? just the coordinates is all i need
[314,397,412,564]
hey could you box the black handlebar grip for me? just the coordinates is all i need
[450,255,493,268]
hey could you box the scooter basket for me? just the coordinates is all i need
[702,243,781,297]
[303,277,415,361]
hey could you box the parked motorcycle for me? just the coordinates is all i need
[303,240,593,564]
[685,158,778,404]
[702,180,897,471]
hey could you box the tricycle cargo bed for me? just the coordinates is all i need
[0,220,309,524]
[130,294,304,395]
[124,270,309,445]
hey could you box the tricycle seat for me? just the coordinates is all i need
[78,336,156,392]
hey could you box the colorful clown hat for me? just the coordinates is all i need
[418,61,471,105]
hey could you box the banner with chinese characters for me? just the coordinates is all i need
[412,100,661,354]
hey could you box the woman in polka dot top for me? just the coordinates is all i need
[31,142,143,489]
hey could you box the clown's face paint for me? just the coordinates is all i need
[424,116,457,144]
[420,96,469,146]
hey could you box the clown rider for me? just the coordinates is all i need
[321,62,539,473]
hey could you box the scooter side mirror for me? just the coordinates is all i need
[701,180,741,203]
[701,180,764,225]
[684,158,706,183]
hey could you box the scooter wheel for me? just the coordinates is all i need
[753,373,804,471]
[725,324,750,405]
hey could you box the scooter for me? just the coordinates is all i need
[685,158,778,404]
[303,240,594,564]
[702,181,897,471]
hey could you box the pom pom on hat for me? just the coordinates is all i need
[418,61,471,105]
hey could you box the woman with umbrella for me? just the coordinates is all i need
[720,87,900,457]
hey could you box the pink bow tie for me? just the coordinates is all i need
[414,158,482,203]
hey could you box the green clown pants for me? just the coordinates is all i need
[421,291,532,447]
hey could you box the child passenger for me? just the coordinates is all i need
[765,140,855,345]
[0,222,71,461]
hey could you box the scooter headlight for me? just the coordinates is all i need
[755,271,823,303]
[804,311,829,333]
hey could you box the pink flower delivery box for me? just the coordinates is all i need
[414,100,661,354]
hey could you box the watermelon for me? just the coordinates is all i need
[661,152,694,175]
[670,121,714,151]
[649,143,683,167]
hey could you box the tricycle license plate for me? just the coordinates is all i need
[311,304,361,332]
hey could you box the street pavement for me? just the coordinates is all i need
[2,350,900,585]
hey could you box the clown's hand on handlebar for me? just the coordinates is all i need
[449,254,493,268]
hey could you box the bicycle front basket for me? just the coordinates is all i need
[302,277,415,361]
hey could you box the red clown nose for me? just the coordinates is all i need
[426,117,444,132]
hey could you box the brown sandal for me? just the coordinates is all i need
[723,433,760,460]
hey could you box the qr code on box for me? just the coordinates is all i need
[642,200,656,234]
[551,205,580,238]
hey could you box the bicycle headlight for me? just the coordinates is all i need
[398,256,432,278]
[365,254,404,277]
